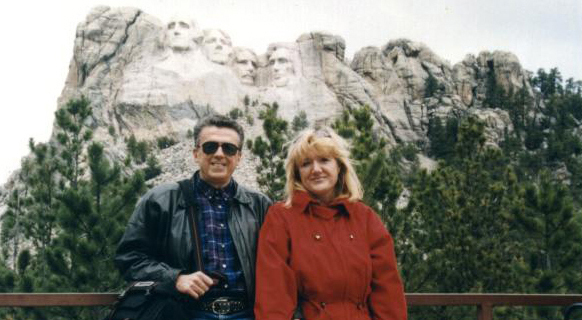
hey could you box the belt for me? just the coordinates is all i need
[197,296,248,315]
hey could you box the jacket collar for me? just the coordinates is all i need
[291,190,356,218]
[233,183,252,204]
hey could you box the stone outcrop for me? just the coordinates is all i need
[1,5,542,205]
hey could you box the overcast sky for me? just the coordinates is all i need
[0,0,581,183]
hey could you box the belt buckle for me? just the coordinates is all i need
[211,297,231,315]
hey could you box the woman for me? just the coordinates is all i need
[255,128,407,320]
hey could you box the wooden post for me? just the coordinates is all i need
[478,302,493,320]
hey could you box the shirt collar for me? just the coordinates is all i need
[194,171,235,201]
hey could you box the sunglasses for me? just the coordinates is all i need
[199,141,240,156]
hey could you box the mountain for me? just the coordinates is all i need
[0,5,544,210]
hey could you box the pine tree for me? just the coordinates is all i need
[331,106,408,253]
[427,116,458,161]
[54,96,93,189]
[0,98,146,320]
[484,69,508,109]
[292,110,309,132]
[251,103,290,200]
[424,72,439,98]
[519,171,582,289]
[532,68,563,99]
[404,116,526,319]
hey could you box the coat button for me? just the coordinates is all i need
[357,303,364,309]
[320,302,326,308]
[313,233,322,240]
[349,234,355,240]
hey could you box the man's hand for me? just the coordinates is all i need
[175,271,215,299]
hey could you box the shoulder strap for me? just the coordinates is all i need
[178,178,204,272]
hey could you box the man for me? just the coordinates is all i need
[115,114,271,319]
[202,29,233,65]
[232,47,258,86]
[267,45,297,87]
[164,16,201,52]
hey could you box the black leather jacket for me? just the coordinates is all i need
[114,173,272,304]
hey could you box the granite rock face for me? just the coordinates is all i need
[1,5,541,203]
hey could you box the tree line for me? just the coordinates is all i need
[252,68,582,320]
[0,67,580,319]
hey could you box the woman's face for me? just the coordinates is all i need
[298,154,340,204]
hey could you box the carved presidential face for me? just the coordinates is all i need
[269,47,295,87]
[203,29,233,65]
[166,19,195,51]
[233,49,257,85]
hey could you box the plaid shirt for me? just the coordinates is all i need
[194,174,246,297]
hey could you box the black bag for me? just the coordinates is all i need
[106,178,202,320]
[105,281,187,320]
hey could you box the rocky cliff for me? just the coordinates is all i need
[1,5,540,208]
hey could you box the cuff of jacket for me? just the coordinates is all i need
[155,268,185,298]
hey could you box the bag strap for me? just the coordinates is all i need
[178,178,204,272]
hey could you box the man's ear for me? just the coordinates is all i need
[192,148,199,160]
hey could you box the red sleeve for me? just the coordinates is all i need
[366,208,408,320]
[254,205,297,320]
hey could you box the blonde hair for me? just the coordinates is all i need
[284,127,363,206]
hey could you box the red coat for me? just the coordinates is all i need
[255,191,407,320]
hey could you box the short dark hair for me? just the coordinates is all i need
[193,114,245,148]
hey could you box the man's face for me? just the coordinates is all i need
[269,48,295,87]
[234,50,257,85]
[166,19,193,51]
[203,30,233,64]
[193,126,242,188]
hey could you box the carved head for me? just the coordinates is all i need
[202,29,233,65]
[232,48,258,85]
[164,16,200,52]
[267,45,297,87]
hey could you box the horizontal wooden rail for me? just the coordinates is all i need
[0,293,117,307]
[406,294,582,320]
[407,293,582,305]
[0,293,581,320]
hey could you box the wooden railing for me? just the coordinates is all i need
[0,293,581,320]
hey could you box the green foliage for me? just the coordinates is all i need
[228,107,243,120]
[403,118,528,319]
[332,105,403,229]
[532,68,563,99]
[333,106,385,160]
[292,110,309,132]
[484,67,508,109]
[17,250,31,275]
[143,155,162,180]
[246,114,254,125]
[0,98,146,320]
[250,103,289,200]
[518,172,582,291]
[55,96,93,189]
[126,134,150,164]
[0,65,581,320]
[424,72,440,98]
[427,116,458,161]
[156,136,177,150]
